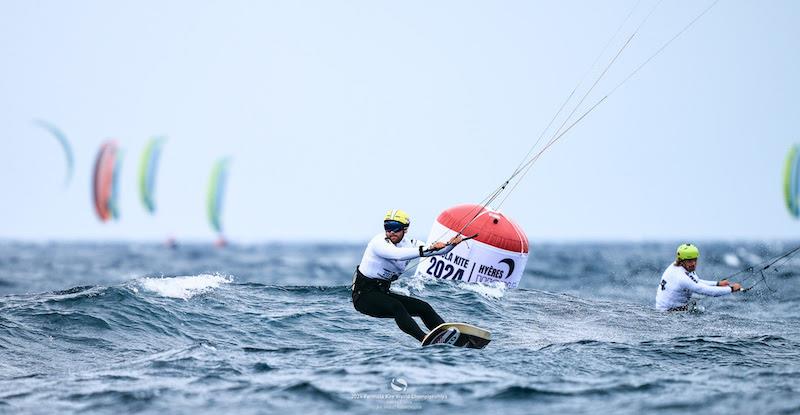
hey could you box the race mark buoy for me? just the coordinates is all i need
[414,204,529,288]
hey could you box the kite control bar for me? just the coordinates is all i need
[422,233,479,255]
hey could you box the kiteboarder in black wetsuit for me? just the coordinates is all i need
[352,209,463,342]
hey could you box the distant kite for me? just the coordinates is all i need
[207,158,230,236]
[109,148,124,220]
[139,137,166,214]
[784,145,800,218]
[92,140,120,222]
[32,120,73,187]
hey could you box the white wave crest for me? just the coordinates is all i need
[723,253,741,267]
[389,272,437,296]
[139,274,232,300]
[392,274,508,298]
[457,280,506,299]
[736,247,763,265]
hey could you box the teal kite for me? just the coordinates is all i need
[139,137,166,214]
[784,145,800,218]
[33,119,73,187]
[207,158,231,235]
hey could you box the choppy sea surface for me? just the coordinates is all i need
[1,240,798,414]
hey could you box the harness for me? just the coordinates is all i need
[351,267,396,304]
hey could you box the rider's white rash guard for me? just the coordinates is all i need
[357,233,456,281]
[655,263,733,311]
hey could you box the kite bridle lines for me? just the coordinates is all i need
[461,0,720,235]
[398,0,721,279]
[732,245,800,293]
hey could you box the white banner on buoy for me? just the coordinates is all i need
[414,204,529,288]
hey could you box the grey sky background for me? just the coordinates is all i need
[1,1,798,243]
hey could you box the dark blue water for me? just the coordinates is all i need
[1,241,799,414]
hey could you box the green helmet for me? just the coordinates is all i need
[676,243,699,261]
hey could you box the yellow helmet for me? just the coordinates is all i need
[384,209,411,226]
[676,243,699,261]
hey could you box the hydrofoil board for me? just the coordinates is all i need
[421,322,491,349]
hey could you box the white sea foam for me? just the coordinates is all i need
[457,280,506,299]
[389,272,433,296]
[723,253,741,267]
[139,274,232,300]
[736,247,763,265]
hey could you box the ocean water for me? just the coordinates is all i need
[1,241,798,414]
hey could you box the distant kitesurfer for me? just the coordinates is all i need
[164,236,178,250]
[352,209,464,342]
[655,243,741,311]
[214,236,227,248]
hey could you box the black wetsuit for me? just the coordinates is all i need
[352,268,444,341]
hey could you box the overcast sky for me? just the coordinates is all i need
[1,1,798,243]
